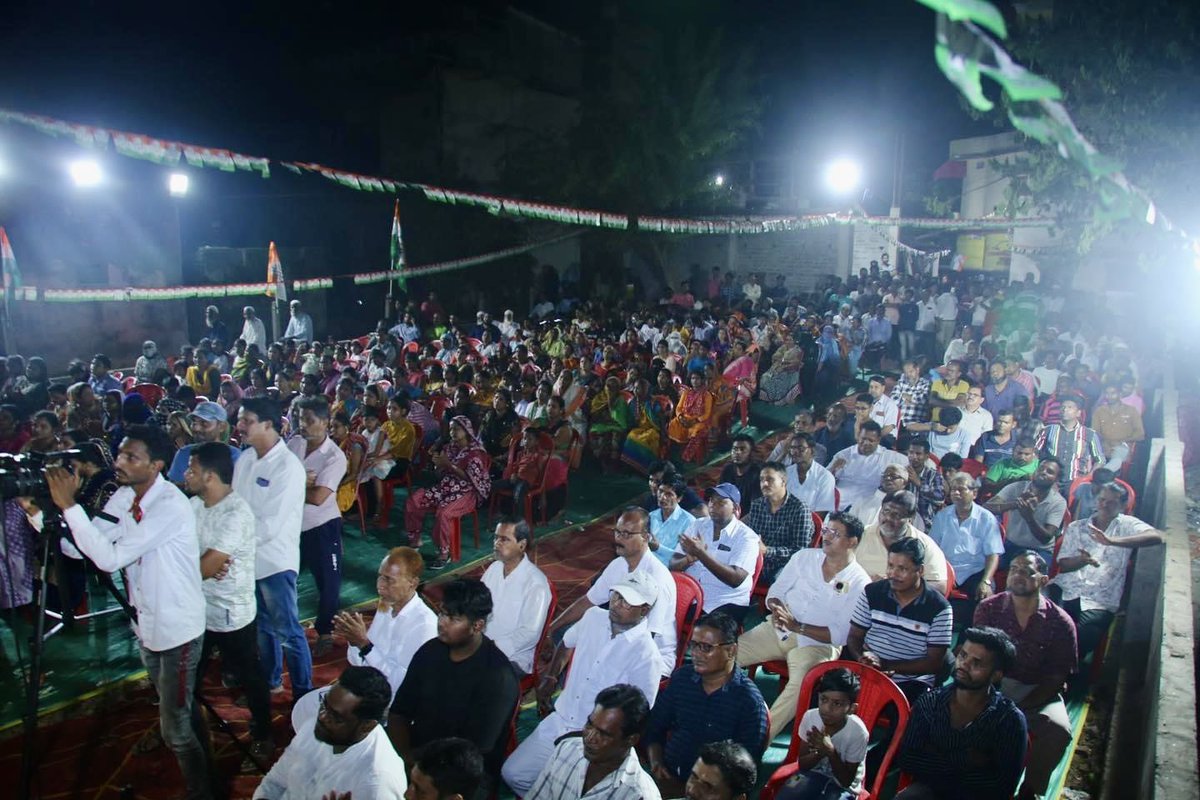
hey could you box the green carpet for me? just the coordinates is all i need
[0,401,800,732]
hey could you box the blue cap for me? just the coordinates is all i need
[707,482,741,506]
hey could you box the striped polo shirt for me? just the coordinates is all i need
[850,579,953,686]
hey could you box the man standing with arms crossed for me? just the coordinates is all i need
[234,396,312,700]
[43,425,212,799]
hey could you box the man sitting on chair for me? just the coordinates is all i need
[480,517,553,677]
[670,483,761,624]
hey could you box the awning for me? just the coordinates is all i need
[933,159,967,180]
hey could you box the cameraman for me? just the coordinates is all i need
[49,440,120,614]
[40,424,212,800]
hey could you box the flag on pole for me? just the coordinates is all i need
[265,241,288,302]
[0,227,22,314]
[390,199,407,292]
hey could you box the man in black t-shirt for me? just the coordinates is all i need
[718,434,762,513]
[388,578,519,783]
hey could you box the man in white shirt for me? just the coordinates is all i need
[480,518,553,676]
[942,325,974,366]
[185,441,274,761]
[241,305,269,351]
[503,572,664,795]
[958,384,994,447]
[546,506,678,675]
[44,425,212,799]
[828,420,908,512]
[255,666,407,800]
[742,274,762,307]
[283,299,314,343]
[867,375,900,437]
[526,685,662,800]
[926,407,976,459]
[287,396,348,657]
[934,288,958,353]
[784,434,837,513]
[735,512,871,738]
[234,396,313,698]
[670,484,761,623]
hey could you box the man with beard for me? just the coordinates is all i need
[547,506,677,674]
[672,484,760,623]
[975,552,1078,800]
[854,491,948,595]
[895,627,1028,800]
[784,434,837,513]
[525,685,660,800]
[846,538,953,703]
[813,404,855,466]
[43,425,211,800]
[645,612,767,797]
[766,409,827,467]
[254,666,407,799]
[986,457,1067,567]
[503,572,664,795]
[717,434,762,511]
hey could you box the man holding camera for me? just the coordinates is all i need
[41,424,212,800]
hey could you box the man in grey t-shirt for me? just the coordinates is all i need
[985,458,1066,568]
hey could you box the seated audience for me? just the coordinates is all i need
[827,421,907,512]
[525,684,661,800]
[854,491,948,594]
[766,410,828,467]
[981,436,1040,495]
[682,741,758,800]
[1049,482,1165,658]
[718,434,762,511]
[771,668,869,800]
[736,512,870,739]
[407,738,485,800]
[903,438,943,529]
[670,484,761,622]
[784,433,837,513]
[504,573,664,795]
[388,578,518,784]
[1036,396,1104,492]
[645,612,768,797]
[746,462,815,585]
[985,457,1067,567]
[648,472,697,567]
[974,552,1078,800]
[640,460,705,515]
[850,463,915,531]
[930,473,1003,608]
[975,408,1017,467]
[480,518,553,676]
[846,538,953,702]
[254,666,407,800]
[895,626,1028,800]
[1090,382,1145,471]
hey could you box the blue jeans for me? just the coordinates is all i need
[140,634,212,800]
[255,570,313,695]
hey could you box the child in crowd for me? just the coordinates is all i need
[359,409,396,524]
[775,668,868,800]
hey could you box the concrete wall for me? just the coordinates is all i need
[661,225,849,293]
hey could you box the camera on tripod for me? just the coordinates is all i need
[0,449,84,502]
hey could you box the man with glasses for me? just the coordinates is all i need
[671,484,760,623]
[975,552,1078,800]
[959,383,995,448]
[645,612,768,797]
[545,506,677,674]
[930,473,1003,611]
[855,491,948,595]
[254,666,407,799]
[766,410,827,467]
[736,512,871,739]
[504,573,664,796]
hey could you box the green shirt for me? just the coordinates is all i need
[985,457,1039,483]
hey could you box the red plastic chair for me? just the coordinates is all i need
[446,454,490,562]
[671,573,704,670]
[833,487,841,512]
[519,581,559,696]
[958,458,986,479]
[488,431,555,528]
[378,422,423,527]
[130,383,165,409]
[943,561,957,600]
[1067,475,1136,515]
[121,375,137,391]
[760,661,911,800]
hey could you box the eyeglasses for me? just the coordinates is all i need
[318,692,353,726]
[687,640,735,654]
[613,528,644,539]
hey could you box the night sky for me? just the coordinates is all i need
[0,0,991,204]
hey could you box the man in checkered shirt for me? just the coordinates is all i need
[891,358,931,430]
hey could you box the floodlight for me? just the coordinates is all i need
[69,159,102,188]
[714,174,726,187]
[825,158,862,194]
[168,172,190,196]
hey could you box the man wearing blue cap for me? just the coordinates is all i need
[670,483,761,623]
[167,400,242,485]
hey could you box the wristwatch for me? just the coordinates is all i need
[358,642,374,657]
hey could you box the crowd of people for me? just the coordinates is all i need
[0,260,1167,800]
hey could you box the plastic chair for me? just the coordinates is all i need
[488,431,554,528]
[943,561,956,600]
[130,383,165,409]
[1067,475,1136,515]
[958,458,986,479]
[833,487,841,512]
[378,421,423,527]
[121,375,137,391]
[760,661,911,800]
[671,573,704,669]
[519,581,559,696]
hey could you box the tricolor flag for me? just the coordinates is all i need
[266,241,288,302]
[0,227,22,314]
[390,199,407,292]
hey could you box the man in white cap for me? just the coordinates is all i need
[283,299,314,343]
[241,305,268,350]
[670,483,760,623]
[166,400,241,485]
[502,570,665,795]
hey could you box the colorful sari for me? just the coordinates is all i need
[620,394,669,473]
[588,389,632,435]
[667,387,714,462]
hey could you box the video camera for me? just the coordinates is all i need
[0,449,84,501]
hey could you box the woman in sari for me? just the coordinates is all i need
[404,415,491,569]
[722,343,759,426]
[552,366,589,438]
[705,363,737,437]
[588,375,632,468]
[620,378,670,474]
[757,331,805,405]
[217,379,243,424]
[330,411,369,516]
[655,367,680,406]
[667,370,715,463]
